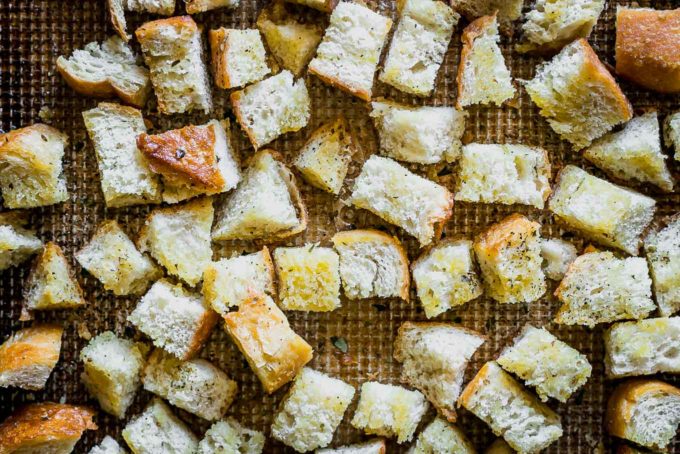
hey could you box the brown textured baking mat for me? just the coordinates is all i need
[1,0,679,452]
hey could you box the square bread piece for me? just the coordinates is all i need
[223,294,313,394]
[123,398,199,454]
[308,2,393,101]
[394,322,485,422]
[410,417,475,454]
[525,39,633,149]
[198,418,265,454]
[583,112,673,192]
[548,165,656,255]
[286,0,338,13]
[231,70,310,149]
[349,156,453,247]
[497,325,592,403]
[456,13,515,108]
[128,279,219,360]
[135,16,212,114]
[137,120,240,204]
[379,0,458,97]
[271,368,355,452]
[0,324,62,391]
[82,103,161,207]
[209,28,269,89]
[89,435,126,454]
[604,317,680,378]
[76,220,162,296]
[540,238,578,281]
[455,143,552,209]
[294,117,354,195]
[274,245,341,312]
[370,101,467,164]
[142,348,237,421]
[202,247,275,316]
[664,111,680,161]
[80,331,147,418]
[331,229,410,301]
[351,382,429,444]
[0,212,42,272]
[412,239,483,318]
[473,214,546,304]
[644,216,680,316]
[450,0,523,31]
[0,124,68,209]
[554,251,655,327]
[458,361,564,453]
[212,150,307,241]
[186,0,239,14]
[316,439,386,454]
[137,198,214,287]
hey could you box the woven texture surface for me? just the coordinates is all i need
[1,0,679,452]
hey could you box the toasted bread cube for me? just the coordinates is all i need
[308,2,393,101]
[80,332,147,418]
[351,382,429,443]
[604,317,680,378]
[186,0,239,14]
[663,111,680,161]
[370,101,466,164]
[143,349,237,421]
[380,0,459,96]
[286,0,338,13]
[0,212,42,271]
[0,324,62,391]
[272,368,355,452]
[0,124,68,209]
[316,439,386,454]
[349,156,453,246]
[554,251,655,327]
[332,229,410,301]
[136,16,212,114]
[450,0,523,31]
[198,418,265,454]
[108,0,176,41]
[411,417,475,454]
[76,220,161,296]
[223,294,313,393]
[394,322,484,422]
[123,398,199,454]
[497,325,592,402]
[212,150,307,241]
[540,238,578,281]
[549,166,656,255]
[209,28,269,89]
[644,216,680,316]
[294,117,354,194]
[89,435,126,454]
[473,214,546,304]
[128,279,219,360]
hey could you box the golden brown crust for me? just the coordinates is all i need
[0,124,67,168]
[185,310,220,361]
[474,213,540,260]
[456,13,497,110]
[107,0,129,41]
[0,324,63,390]
[135,15,198,43]
[209,28,231,89]
[288,0,339,13]
[307,65,372,102]
[457,361,492,408]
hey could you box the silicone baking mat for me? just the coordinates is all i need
[1,0,678,452]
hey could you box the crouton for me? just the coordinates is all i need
[0,324,62,391]
[484,439,514,454]
[89,435,126,454]
[316,439,386,454]
[108,0,176,41]
[286,0,338,13]
[0,212,42,271]
[186,0,239,14]
[450,0,523,31]
[198,418,265,454]
[644,215,680,316]
[410,417,476,454]
[663,111,680,161]
[540,238,578,281]
[209,28,269,89]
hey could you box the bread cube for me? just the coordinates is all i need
[663,111,680,161]
[108,0,176,41]
[450,0,523,31]
[349,156,453,246]
[555,251,655,327]
[0,124,68,209]
[209,28,269,89]
[128,279,219,360]
[644,215,680,316]
[394,322,485,422]
[473,214,546,304]
[549,165,656,255]
[370,101,467,164]
[186,0,239,14]
[272,368,355,452]
[316,439,386,454]
[198,418,265,454]
[223,294,313,393]
[286,0,337,12]
[410,417,475,454]
[89,435,126,454]
[540,238,578,281]
[76,220,162,296]
[308,2,392,101]
[0,212,42,271]
[80,332,147,418]
[0,324,62,391]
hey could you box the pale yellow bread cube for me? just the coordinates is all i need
[644,215,680,316]
[89,435,126,454]
[0,212,42,272]
[409,417,476,454]
[198,418,265,454]
[209,28,269,89]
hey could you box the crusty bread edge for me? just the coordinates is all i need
[456,13,497,109]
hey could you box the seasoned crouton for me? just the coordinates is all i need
[644,215,680,316]
[0,324,62,391]
[198,418,265,454]
[0,212,42,272]
[209,28,269,89]
[89,435,126,454]
[122,398,198,454]
[410,417,476,454]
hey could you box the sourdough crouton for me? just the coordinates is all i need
[76,220,162,296]
[473,214,546,304]
[80,332,147,418]
[663,111,680,161]
[540,238,578,281]
[497,325,592,402]
[82,102,161,207]
[186,0,239,14]
[644,216,680,316]
[548,165,656,255]
[450,0,523,31]
[316,439,386,454]
[128,279,219,360]
[455,143,552,209]
[135,16,212,114]
[380,0,459,96]
[554,251,655,327]
[308,2,393,101]
[349,156,453,246]
[271,368,355,452]
[394,322,485,422]
[108,0,176,41]
[122,398,198,454]
[198,418,265,454]
[0,324,62,391]
[223,294,313,393]
[143,349,237,421]
[89,435,126,454]
[209,28,269,89]
[286,0,338,12]
[410,417,476,454]
[370,101,467,164]
[0,212,42,271]
[0,124,68,209]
